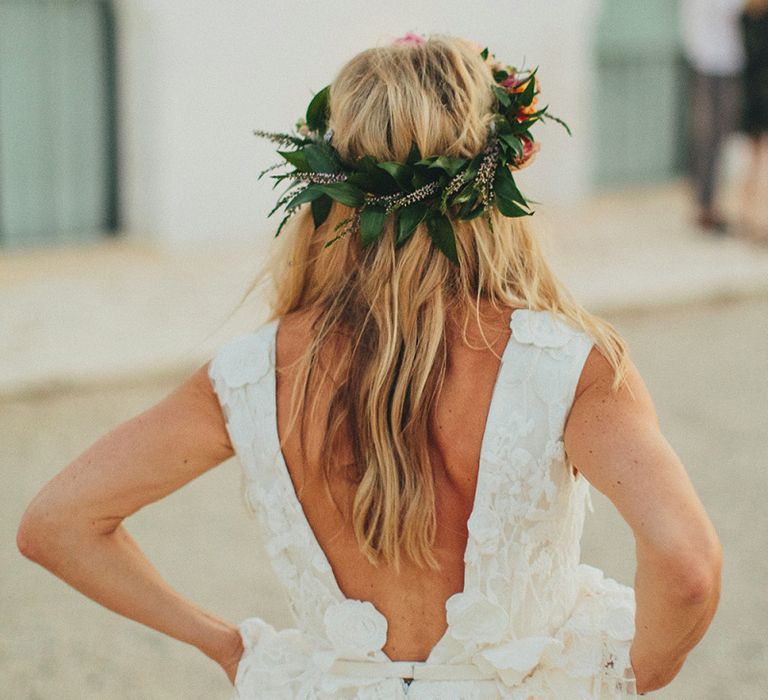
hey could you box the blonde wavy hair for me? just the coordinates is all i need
[247,34,628,571]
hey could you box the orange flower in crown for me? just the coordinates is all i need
[497,72,540,121]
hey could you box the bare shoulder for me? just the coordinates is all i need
[184,362,232,431]
[565,344,661,481]
[107,362,234,464]
[571,344,658,424]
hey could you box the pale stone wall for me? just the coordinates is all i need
[113,0,600,248]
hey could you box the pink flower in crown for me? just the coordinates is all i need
[500,73,523,90]
[519,136,535,162]
[394,32,426,45]
[501,72,539,95]
[510,136,541,171]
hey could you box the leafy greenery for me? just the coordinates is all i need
[316,182,365,207]
[377,161,414,191]
[396,201,429,245]
[305,86,330,133]
[303,144,339,173]
[311,195,332,228]
[426,212,458,264]
[360,205,388,246]
[277,149,311,172]
[423,155,467,177]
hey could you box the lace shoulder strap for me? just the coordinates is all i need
[509,309,595,439]
[208,319,347,630]
[207,321,280,506]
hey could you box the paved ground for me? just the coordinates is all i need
[3,296,766,699]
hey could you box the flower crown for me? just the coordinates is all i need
[253,37,570,265]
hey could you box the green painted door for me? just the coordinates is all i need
[0,0,117,249]
[594,0,687,188]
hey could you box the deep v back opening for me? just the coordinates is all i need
[268,308,522,664]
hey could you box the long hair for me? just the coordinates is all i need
[247,35,628,571]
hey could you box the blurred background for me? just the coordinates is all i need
[2,1,767,698]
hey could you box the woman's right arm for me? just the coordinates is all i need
[563,348,722,695]
[16,364,244,684]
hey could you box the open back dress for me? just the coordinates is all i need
[208,308,638,699]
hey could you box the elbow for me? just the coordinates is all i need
[676,537,722,606]
[18,496,119,565]
[683,541,723,604]
[17,509,46,563]
[17,500,70,565]
[639,532,723,605]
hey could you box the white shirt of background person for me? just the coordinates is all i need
[680,0,746,76]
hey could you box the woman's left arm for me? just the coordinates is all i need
[16,364,244,683]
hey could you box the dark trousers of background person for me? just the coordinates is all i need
[687,68,742,217]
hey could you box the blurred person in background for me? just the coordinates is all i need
[740,0,768,241]
[680,0,746,233]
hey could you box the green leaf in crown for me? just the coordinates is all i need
[252,40,571,266]
[305,85,330,134]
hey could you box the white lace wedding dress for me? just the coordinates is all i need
[208,309,638,699]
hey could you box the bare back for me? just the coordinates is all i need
[275,303,515,661]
